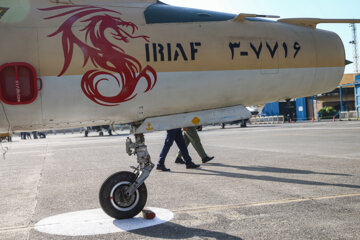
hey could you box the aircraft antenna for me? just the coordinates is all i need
[350,23,359,73]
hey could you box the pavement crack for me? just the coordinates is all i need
[26,142,49,240]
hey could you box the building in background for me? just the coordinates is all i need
[355,75,360,118]
[262,74,360,121]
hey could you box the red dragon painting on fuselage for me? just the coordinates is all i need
[39,5,157,106]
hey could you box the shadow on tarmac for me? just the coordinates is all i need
[131,222,242,239]
[172,163,360,189]
[210,163,352,177]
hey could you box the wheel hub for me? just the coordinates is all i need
[113,185,136,208]
[110,181,140,211]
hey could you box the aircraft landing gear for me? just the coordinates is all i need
[99,132,154,219]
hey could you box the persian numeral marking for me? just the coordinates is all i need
[230,41,301,60]
[229,42,241,60]
[250,42,263,59]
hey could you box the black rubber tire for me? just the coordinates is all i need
[221,123,225,129]
[240,120,247,128]
[99,171,147,219]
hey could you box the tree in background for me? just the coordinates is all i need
[319,107,337,119]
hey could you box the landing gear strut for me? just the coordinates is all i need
[99,129,154,219]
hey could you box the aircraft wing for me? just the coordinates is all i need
[233,14,360,28]
[278,18,360,28]
[233,13,280,22]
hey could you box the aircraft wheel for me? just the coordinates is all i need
[240,120,247,128]
[99,171,147,219]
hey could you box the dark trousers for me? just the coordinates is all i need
[158,128,192,166]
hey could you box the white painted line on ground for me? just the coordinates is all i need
[34,207,173,236]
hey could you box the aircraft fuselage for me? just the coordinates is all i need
[0,1,345,132]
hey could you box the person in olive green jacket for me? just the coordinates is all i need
[175,126,214,164]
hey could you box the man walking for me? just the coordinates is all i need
[157,128,200,171]
[175,126,214,164]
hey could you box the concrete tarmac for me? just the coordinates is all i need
[0,121,359,239]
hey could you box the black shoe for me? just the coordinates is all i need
[175,157,185,164]
[156,165,171,171]
[202,156,214,163]
[186,162,200,169]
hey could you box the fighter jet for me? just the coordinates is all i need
[0,0,359,219]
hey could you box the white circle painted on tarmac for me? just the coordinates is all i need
[34,207,174,236]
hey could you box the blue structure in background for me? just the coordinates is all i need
[262,98,308,121]
[355,74,360,118]
[262,102,280,116]
[296,98,307,121]
[262,74,359,120]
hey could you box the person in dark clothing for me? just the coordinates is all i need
[157,128,200,171]
[26,132,32,139]
[175,126,214,164]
